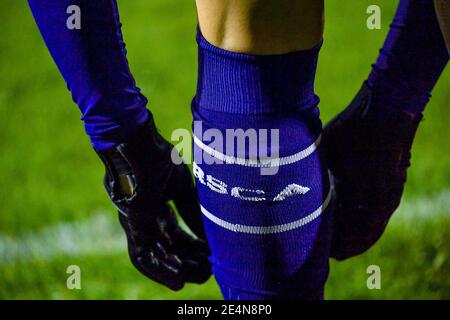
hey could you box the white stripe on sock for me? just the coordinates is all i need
[193,134,321,167]
[200,190,332,234]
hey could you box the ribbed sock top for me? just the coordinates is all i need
[194,30,322,115]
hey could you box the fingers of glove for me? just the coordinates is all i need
[181,256,212,284]
[153,232,211,285]
[118,213,185,291]
[164,229,212,284]
[160,212,211,258]
[134,239,210,288]
[173,234,211,259]
[185,237,210,257]
[167,162,207,239]
[134,249,185,291]
[154,213,212,284]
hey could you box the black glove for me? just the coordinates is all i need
[96,112,211,290]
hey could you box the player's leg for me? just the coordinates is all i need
[435,0,450,53]
[194,0,331,299]
[325,0,449,260]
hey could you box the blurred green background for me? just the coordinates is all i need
[0,0,449,299]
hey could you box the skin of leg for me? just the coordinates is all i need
[434,0,450,53]
[195,0,324,54]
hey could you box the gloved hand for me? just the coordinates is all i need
[96,112,211,290]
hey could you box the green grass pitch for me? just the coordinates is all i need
[0,0,448,299]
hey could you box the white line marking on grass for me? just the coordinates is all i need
[395,188,450,221]
[0,212,125,265]
[0,189,449,265]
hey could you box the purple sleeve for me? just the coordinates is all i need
[28,0,149,150]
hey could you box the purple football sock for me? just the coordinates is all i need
[193,31,332,300]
